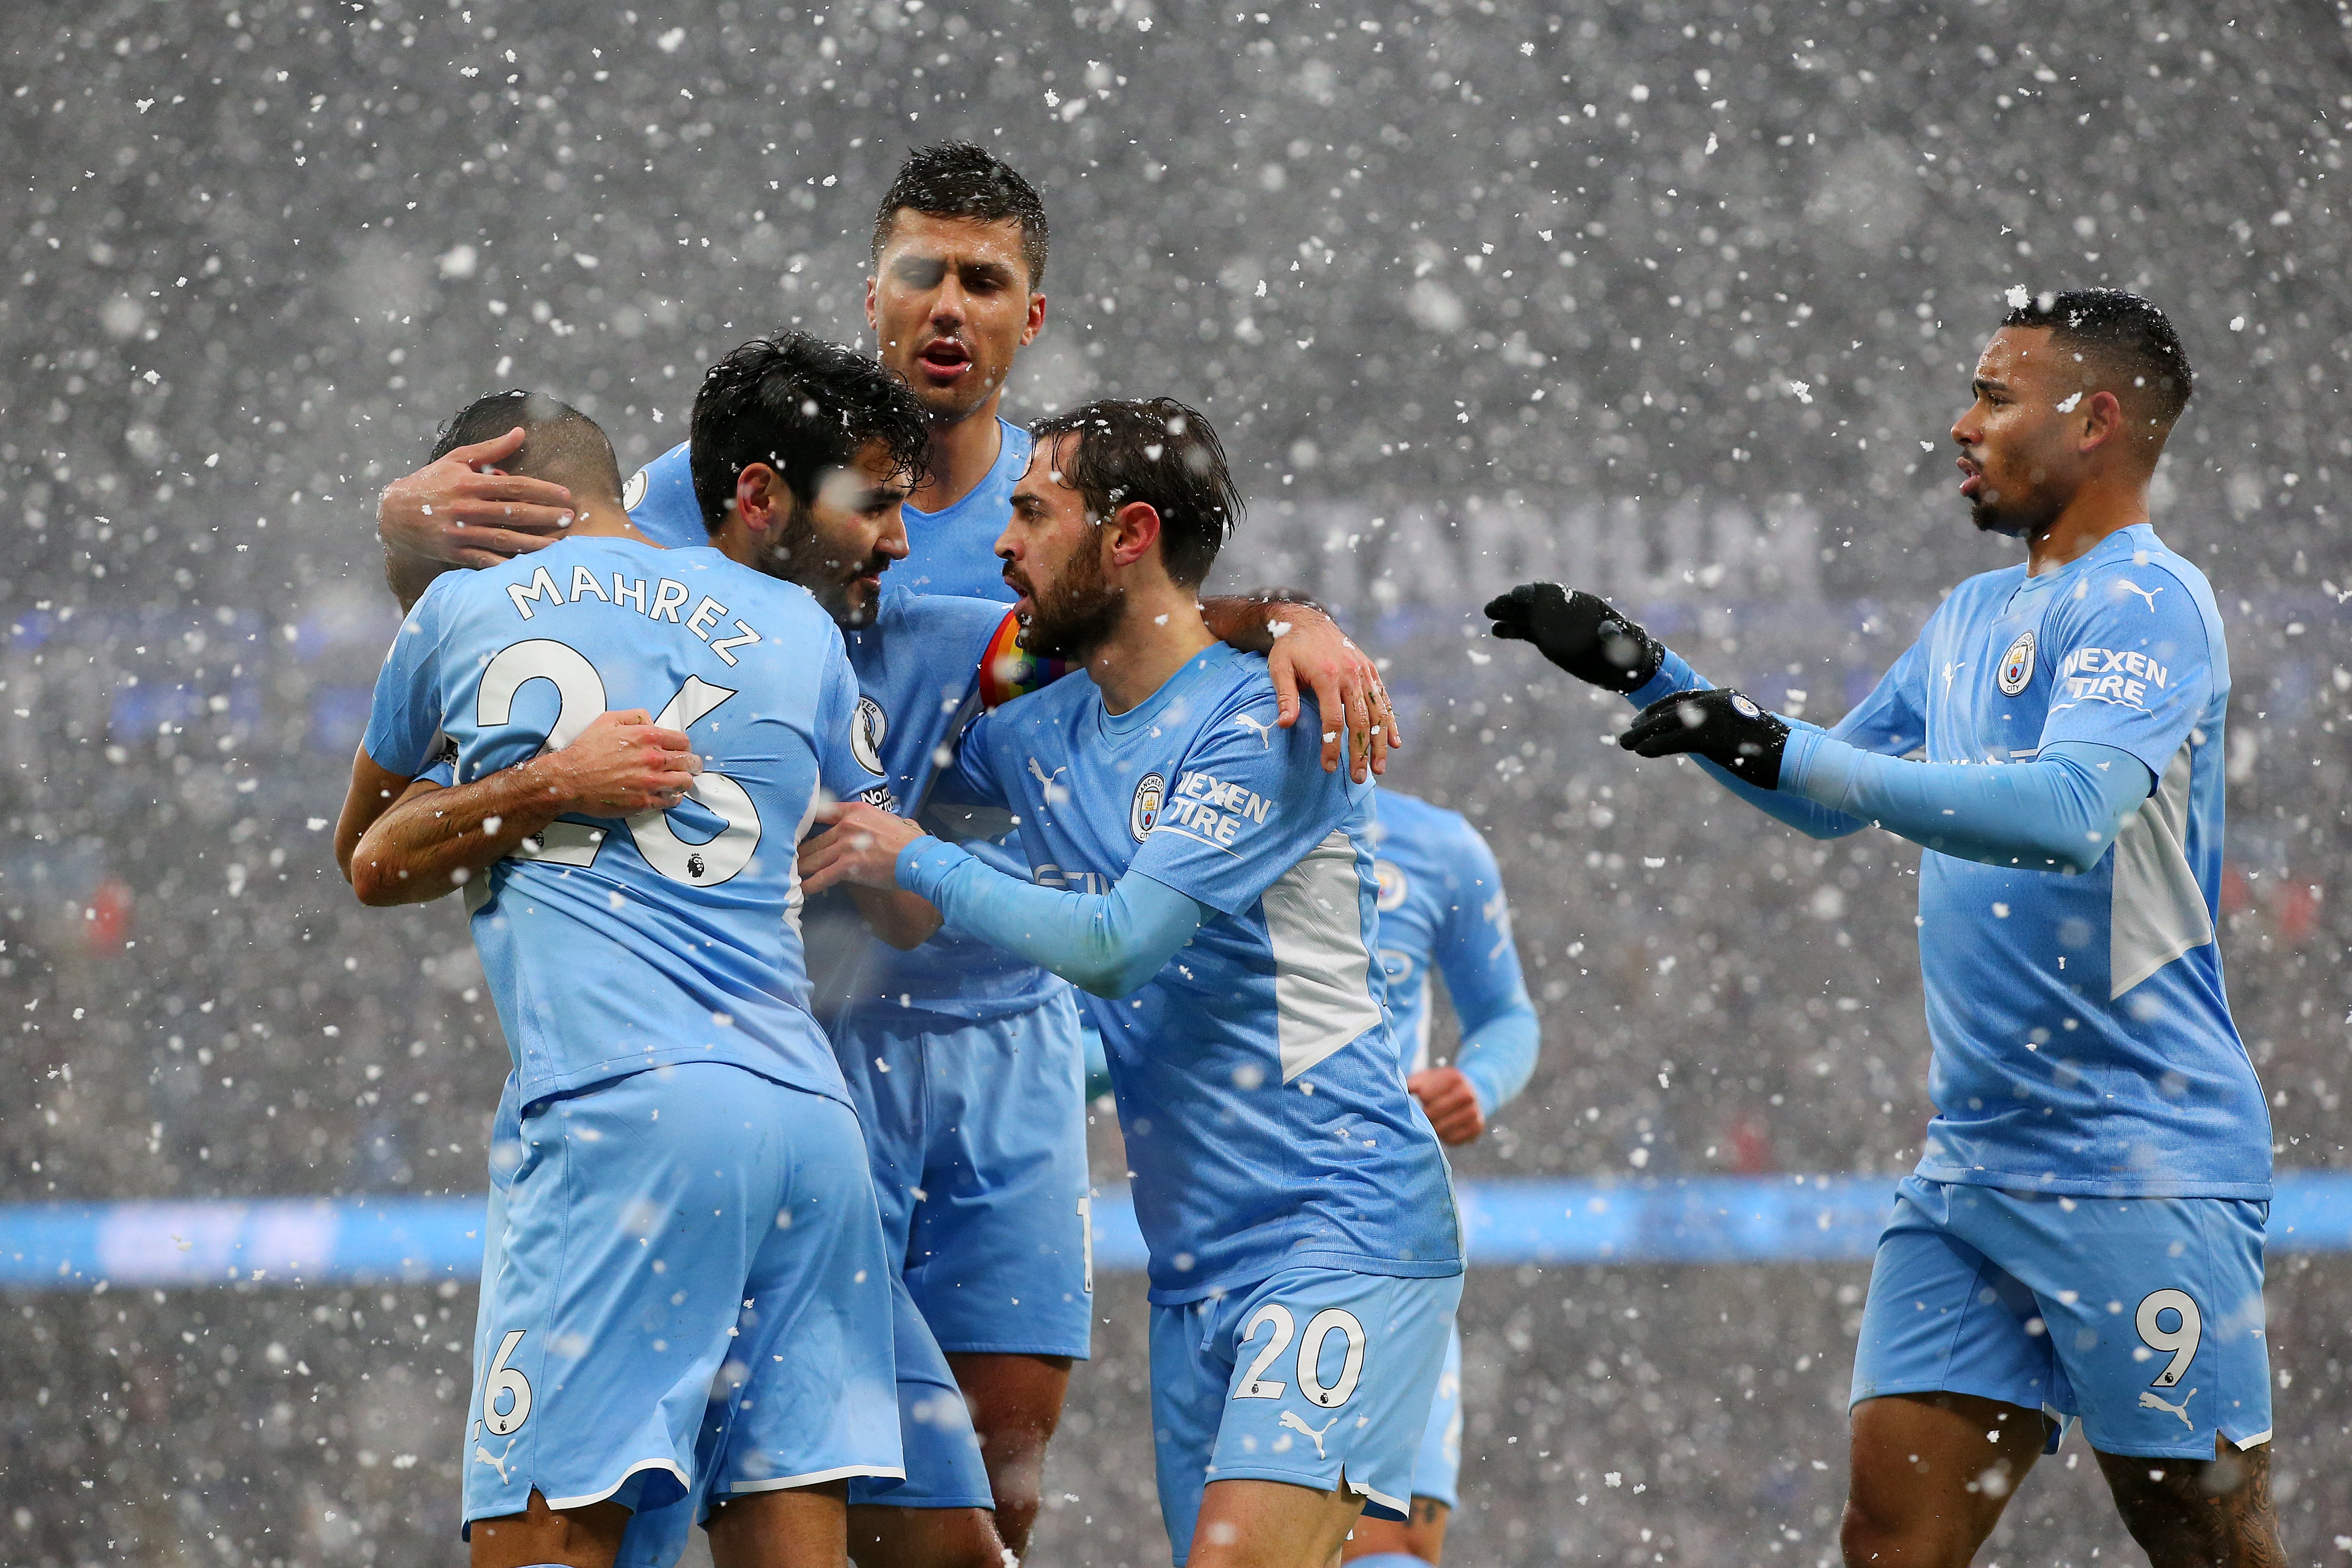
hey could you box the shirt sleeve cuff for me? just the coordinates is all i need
[1780,728,1856,809]
[1625,647,1700,711]
[895,836,972,903]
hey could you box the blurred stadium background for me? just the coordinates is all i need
[3,1,2349,1563]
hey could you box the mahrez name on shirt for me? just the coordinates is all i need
[502,561,765,667]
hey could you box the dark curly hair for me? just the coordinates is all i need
[686,333,930,534]
[1029,397,1243,588]
[2001,288,2194,428]
[871,141,1049,290]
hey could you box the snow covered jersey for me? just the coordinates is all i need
[939,641,1463,1302]
[1827,523,2267,1197]
[362,536,867,1104]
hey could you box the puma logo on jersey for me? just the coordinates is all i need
[475,1436,520,1484]
[1028,757,1068,789]
[2138,1387,2196,1428]
[1231,712,1278,750]
[1278,1410,1339,1458]
[2115,579,2164,613]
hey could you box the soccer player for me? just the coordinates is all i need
[1345,791,1539,1568]
[331,390,911,1568]
[1487,290,2281,1567]
[374,144,1393,1568]
[801,399,1463,1568]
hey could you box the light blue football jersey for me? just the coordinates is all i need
[625,449,1064,1024]
[940,641,1463,1303]
[361,535,868,1104]
[621,419,1029,604]
[1369,791,1527,1076]
[1826,523,2267,1197]
[828,586,1064,1023]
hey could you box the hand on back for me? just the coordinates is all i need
[540,710,699,815]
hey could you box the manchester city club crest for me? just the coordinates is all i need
[1996,629,2037,696]
[851,696,888,776]
[1375,860,1409,912]
[1130,772,1165,841]
[620,465,648,513]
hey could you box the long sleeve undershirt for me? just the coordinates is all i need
[1626,650,2154,875]
[1454,997,1541,1117]
[896,837,1212,999]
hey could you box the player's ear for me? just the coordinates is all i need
[735,463,782,531]
[1107,499,1161,570]
[864,272,881,332]
[1021,289,1047,347]
[2079,389,2125,454]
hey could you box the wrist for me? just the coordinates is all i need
[517,752,584,815]
[1780,729,1851,806]
[895,836,969,900]
[1625,647,1696,711]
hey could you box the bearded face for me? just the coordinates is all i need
[1011,522,1125,660]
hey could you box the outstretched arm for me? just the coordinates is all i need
[799,802,1212,997]
[1780,735,2151,874]
[1620,689,2152,874]
[1201,590,1397,781]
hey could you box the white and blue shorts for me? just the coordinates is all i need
[1851,1175,2270,1459]
[1149,1267,1461,1565]
[460,1063,901,1544]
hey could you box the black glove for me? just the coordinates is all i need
[1483,583,1663,693]
[1619,688,1789,789]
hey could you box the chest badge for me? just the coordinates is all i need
[850,696,889,776]
[621,466,649,513]
[1375,860,1409,912]
[1130,772,1166,841]
[1996,630,2037,696]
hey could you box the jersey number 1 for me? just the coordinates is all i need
[477,639,763,884]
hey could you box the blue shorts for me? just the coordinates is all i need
[831,990,1093,1360]
[463,1065,900,1540]
[1149,1268,1462,1565]
[1851,1175,2271,1459]
[1408,1322,1464,1510]
[841,1271,996,1511]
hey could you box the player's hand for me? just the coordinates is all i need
[1484,583,1663,693]
[535,710,699,814]
[1618,688,1789,789]
[1408,1066,1487,1145]
[379,426,577,569]
[1264,604,1399,782]
[799,800,926,895]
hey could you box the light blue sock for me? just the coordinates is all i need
[1347,1555,1434,1568]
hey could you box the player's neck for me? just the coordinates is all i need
[566,498,655,545]
[2024,472,2148,577]
[909,394,1004,516]
[1085,582,1216,716]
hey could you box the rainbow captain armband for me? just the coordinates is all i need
[977,610,1077,710]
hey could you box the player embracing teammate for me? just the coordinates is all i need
[1490,289,2284,1568]
[804,399,1464,1568]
